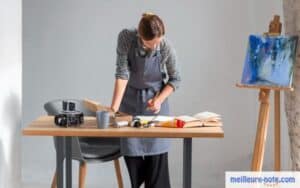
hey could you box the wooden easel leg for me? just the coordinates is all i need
[251,89,270,171]
[274,91,281,171]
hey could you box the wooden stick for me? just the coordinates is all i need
[251,89,270,171]
[236,83,293,91]
[268,15,282,171]
[269,15,282,34]
[274,91,281,171]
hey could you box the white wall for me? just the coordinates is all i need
[0,0,22,188]
[22,1,286,188]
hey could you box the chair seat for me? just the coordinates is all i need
[79,138,121,161]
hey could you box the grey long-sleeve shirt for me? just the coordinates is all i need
[115,28,181,90]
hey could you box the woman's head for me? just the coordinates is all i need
[138,12,165,50]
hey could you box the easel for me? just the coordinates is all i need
[237,15,293,171]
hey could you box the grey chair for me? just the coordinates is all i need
[44,99,123,188]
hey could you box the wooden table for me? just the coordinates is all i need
[23,116,224,188]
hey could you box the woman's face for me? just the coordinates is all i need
[141,36,162,51]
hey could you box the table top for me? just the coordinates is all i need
[22,116,224,138]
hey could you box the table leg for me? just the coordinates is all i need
[56,137,64,188]
[183,138,192,188]
[65,137,72,188]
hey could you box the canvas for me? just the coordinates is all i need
[241,35,298,87]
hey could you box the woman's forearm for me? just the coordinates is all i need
[111,78,128,112]
[156,84,174,104]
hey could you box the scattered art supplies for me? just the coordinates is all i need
[135,112,222,128]
[83,99,222,128]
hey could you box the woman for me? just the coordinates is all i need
[110,13,181,188]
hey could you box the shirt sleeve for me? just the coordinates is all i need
[115,29,132,80]
[161,39,181,91]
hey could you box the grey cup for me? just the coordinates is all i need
[96,111,110,129]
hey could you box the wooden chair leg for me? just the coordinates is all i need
[114,159,124,188]
[51,170,57,188]
[79,162,87,188]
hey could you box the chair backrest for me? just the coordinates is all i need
[44,99,95,161]
[44,99,95,116]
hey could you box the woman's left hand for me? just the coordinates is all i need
[147,97,162,114]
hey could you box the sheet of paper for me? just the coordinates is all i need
[193,111,221,120]
[135,115,175,122]
[176,115,198,122]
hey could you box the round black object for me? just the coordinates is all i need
[54,111,84,127]
[134,121,142,128]
[54,114,68,127]
[130,117,142,128]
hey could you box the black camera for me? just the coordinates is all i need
[54,101,84,127]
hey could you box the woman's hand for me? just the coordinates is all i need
[110,78,128,114]
[146,85,175,114]
[110,106,118,113]
[147,97,162,114]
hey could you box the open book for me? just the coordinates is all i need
[176,112,222,128]
[136,112,222,128]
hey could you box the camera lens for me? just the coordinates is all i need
[62,101,68,111]
[69,102,75,111]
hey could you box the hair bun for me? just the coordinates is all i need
[142,12,155,17]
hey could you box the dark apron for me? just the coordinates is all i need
[119,38,170,156]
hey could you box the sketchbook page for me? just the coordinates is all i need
[175,115,199,122]
[193,111,221,121]
[135,115,175,122]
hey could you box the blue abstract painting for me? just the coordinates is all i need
[241,35,298,87]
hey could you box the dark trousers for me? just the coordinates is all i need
[124,152,171,188]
